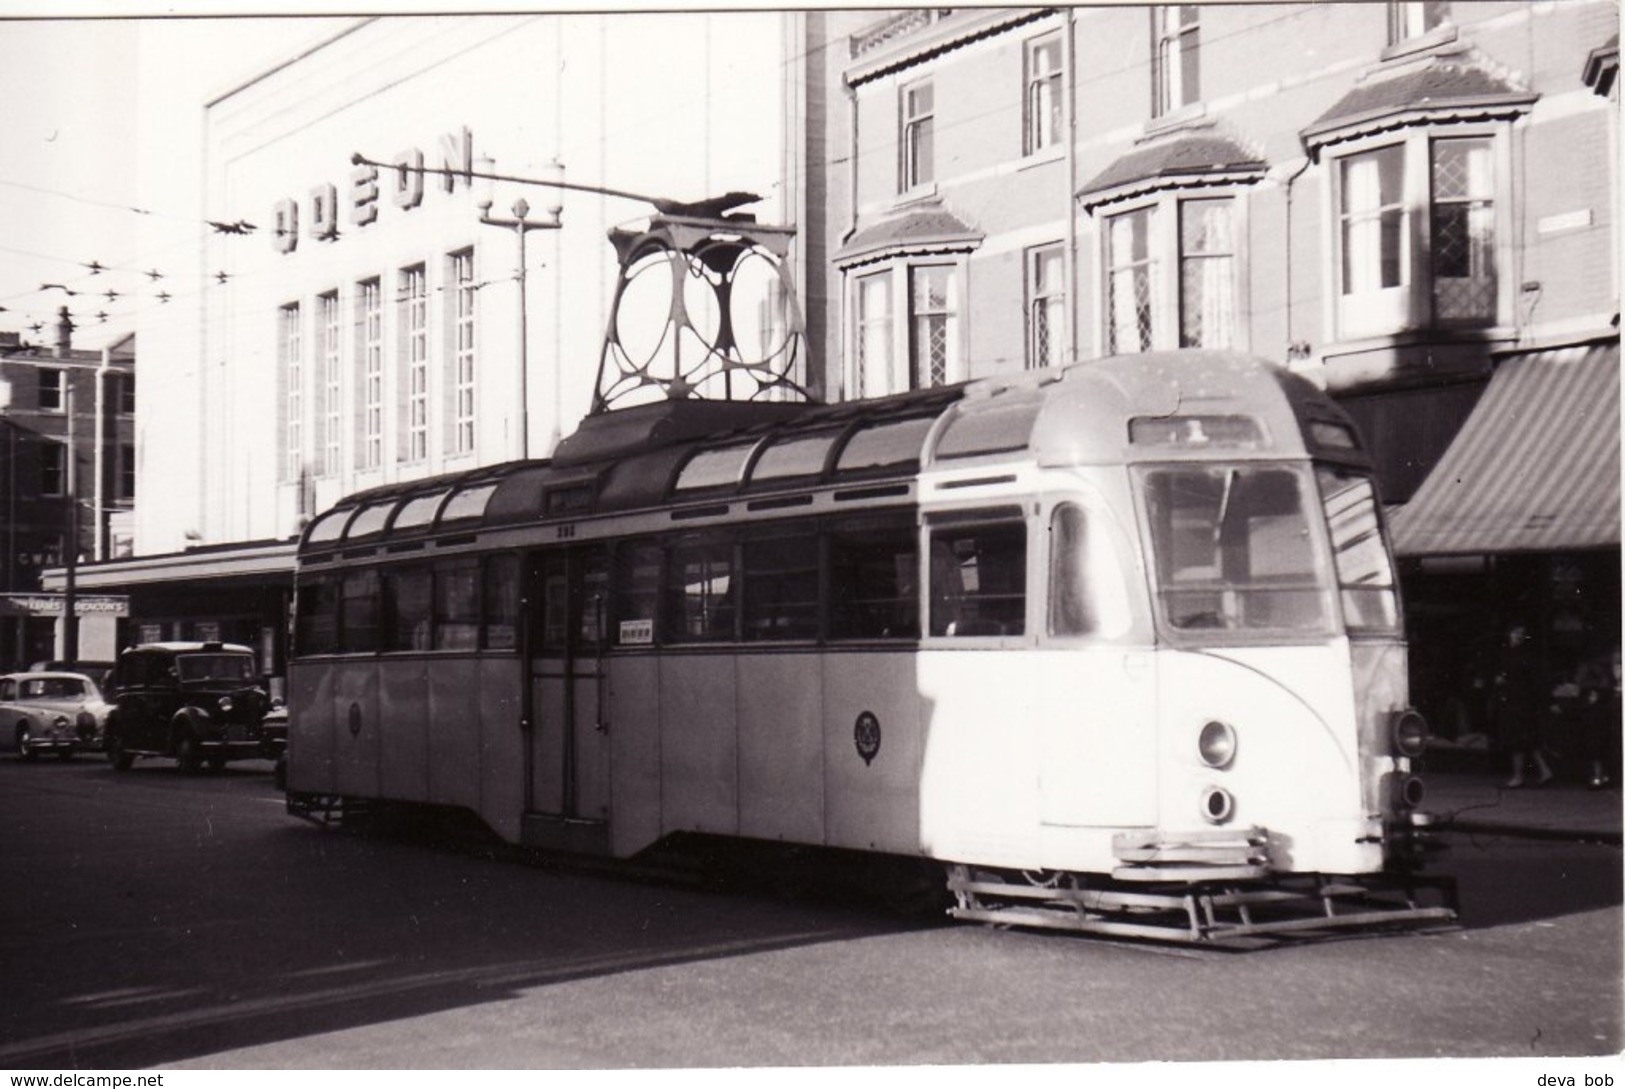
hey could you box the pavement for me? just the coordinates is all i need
[1423,770,1623,844]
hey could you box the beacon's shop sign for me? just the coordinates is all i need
[272,127,474,254]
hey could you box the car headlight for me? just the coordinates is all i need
[219,696,234,714]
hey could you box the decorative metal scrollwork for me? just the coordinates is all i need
[592,208,811,413]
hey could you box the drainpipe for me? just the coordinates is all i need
[841,81,861,245]
[1283,151,1314,362]
[1064,7,1079,364]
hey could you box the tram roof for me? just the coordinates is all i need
[298,351,1363,553]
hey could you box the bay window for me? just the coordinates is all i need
[1102,194,1241,355]
[1329,130,1504,339]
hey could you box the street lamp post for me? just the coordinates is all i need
[474,155,563,461]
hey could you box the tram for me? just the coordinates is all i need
[285,349,1456,944]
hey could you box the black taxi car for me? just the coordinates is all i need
[104,642,274,772]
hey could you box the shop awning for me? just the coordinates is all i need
[1389,340,1620,556]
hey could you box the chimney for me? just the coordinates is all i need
[54,306,73,357]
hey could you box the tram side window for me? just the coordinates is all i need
[666,540,735,643]
[829,522,919,639]
[435,558,481,650]
[929,520,1027,637]
[1048,504,1131,639]
[341,570,381,653]
[483,554,519,650]
[296,574,342,655]
[383,566,433,652]
[614,542,661,646]
[1316,466,1400,633]
[742,536,819,641]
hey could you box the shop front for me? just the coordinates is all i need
[1390,338,1620,774]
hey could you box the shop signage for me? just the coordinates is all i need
[273,126,474,254]
[0,594,130,618]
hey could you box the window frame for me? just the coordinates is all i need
[1027,242,1068,370]
[1097,190,1247,356]
[318,290,342,477]
[844,258,968,399]
[399,263,430,465]
[900,78,936,193]
[1151,5,1201,119]
[1023,31,1064,158]
[356,277,384,472]
[37,367,65,412]
[39,439,67,497]
[278,302,303,484]
[1387,1,1453,50]
[1321,125,1512,344]
[449,248,477,457]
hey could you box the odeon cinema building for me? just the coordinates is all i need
[49,13,806,695]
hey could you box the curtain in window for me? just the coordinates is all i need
[1178,199,1235,348]
[856,273,893,397]
[1108,210,1155,353]
[1340,147,1405,296]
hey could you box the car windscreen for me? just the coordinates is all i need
[175,654,258,683]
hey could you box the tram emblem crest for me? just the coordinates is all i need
[853,712,881,766]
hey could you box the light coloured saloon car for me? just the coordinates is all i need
[0,671,112,759]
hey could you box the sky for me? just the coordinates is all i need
[0,14,353,349]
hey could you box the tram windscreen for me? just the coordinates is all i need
[1140,466,1333,635]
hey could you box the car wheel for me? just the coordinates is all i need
[273,754,287,791]
[174,734,202,775]
[107,734,134,771]
[207,754,227,771]
[17,724,37,761]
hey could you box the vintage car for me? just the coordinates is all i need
[103,642,274,772]
[0,671,112,759]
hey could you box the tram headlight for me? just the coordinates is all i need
[1395,775,1426,810]
[1390,709,1429,758]
[1199,785,1235,825]
[1197,720,1238,769]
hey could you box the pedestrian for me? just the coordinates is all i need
[1573,640,1621,790]
[1495,622,1554,789]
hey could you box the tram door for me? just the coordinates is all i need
[529,547,611,822]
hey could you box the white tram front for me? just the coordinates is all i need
[287,351,1454,943]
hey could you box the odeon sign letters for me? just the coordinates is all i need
[271,126,474,255]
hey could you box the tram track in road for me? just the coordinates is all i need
[0,925,869,1069]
